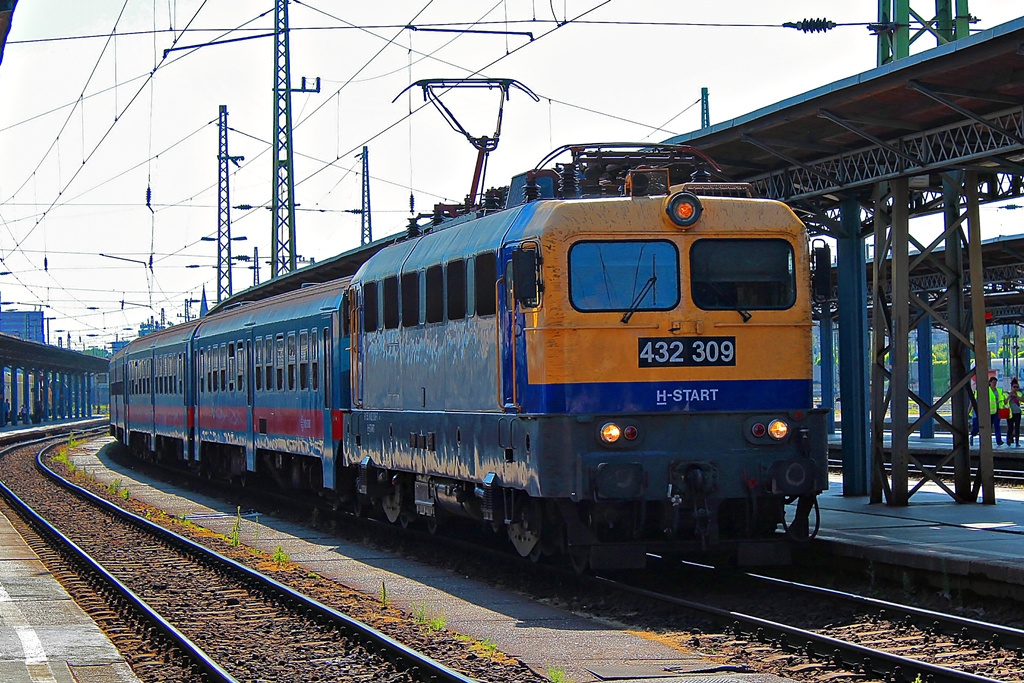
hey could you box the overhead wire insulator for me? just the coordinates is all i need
[783,18,837,33]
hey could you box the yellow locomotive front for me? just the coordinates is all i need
[504,165,828,568]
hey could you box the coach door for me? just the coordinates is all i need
[244,335,255,474]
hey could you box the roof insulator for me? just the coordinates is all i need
[783,18,837,33]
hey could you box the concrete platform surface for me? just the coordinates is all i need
[816,476,1024,586]
[68,437,792,683]
[0,509,140,683]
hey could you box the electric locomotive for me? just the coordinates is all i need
[110,143,828,571]
[344,144,828,570]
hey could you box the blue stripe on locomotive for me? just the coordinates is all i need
[519,378,813,414]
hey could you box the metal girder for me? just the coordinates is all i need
[271,0,297,278]
[749,105,1024,206]
[798,170,1024,236]
[907,81,1024,146]
[740,134,842,186]
[217,105,242,303]
[359,146,372,245]
[869,172,995,505]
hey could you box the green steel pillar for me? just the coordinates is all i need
[837,198,870,496]
[877,0,970,66]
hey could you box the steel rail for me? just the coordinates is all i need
[0,438,238,683]
[592,575,1004,683]
[35,439,480,683]
[745,570,1024,650]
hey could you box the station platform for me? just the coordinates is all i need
[818,433,1024,591]
[827,428,1024,459]
[0,418,138,682]
[0,509,140,683]
[0,417,107,445]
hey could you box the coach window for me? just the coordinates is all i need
[227,344,236,392]
[199,350,205,393]
[401,271,420,327]
[568,240,680,312]
[254,338,263,391]
[237,341,245,393]
[299,330,309,390]
[264,338,274,391]
[690,239,796,310]
[475,252,497,316]
[220,344,228,392]
[363,282,379,333]
[287,332,297,391]
[276,334,285,391]
[425,265,444,323]
[383,276,399,329]
[213,346,220,392]
[311,329,319,392]
[446,259,466,320]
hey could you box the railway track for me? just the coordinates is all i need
[595,558,1024,683]
[45,432,1024,683]
[0,433,484,683]
[828,457,1024,486]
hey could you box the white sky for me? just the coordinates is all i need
[0,1,1021,350]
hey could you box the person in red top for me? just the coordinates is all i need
[1008,378,1022,448]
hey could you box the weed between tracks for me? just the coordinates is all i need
[45,441,543,682]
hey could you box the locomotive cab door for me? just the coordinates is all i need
[499,241,542,412]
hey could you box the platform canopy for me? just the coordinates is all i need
[0,333,107,374]
[0,0,17,66]
[666,16,1024,234]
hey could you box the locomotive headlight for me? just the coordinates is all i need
[600,422,622,443]
[665,192,703,228]
[768,419,789,440]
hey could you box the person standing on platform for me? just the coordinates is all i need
[989,376,1005,446]
[1008,378,1022,447]
[1,399,8,427]
[971,376,1005,446]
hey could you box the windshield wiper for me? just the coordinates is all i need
[621,275,656,324]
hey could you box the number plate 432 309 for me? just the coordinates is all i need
[638,337,736,367]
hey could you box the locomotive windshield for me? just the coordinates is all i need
[690,238,796,310]
[569,240,679,312]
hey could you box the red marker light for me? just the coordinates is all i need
[751,422,766,438]
[665,192,703,227]
[623,425,638,440]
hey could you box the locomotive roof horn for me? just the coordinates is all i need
[394,78,539,209]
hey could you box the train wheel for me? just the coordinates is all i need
[381,489,403,524]
[399,511,414,529]
[508,505,542,559]
[352,494,372,518]
[568,547,589,575]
